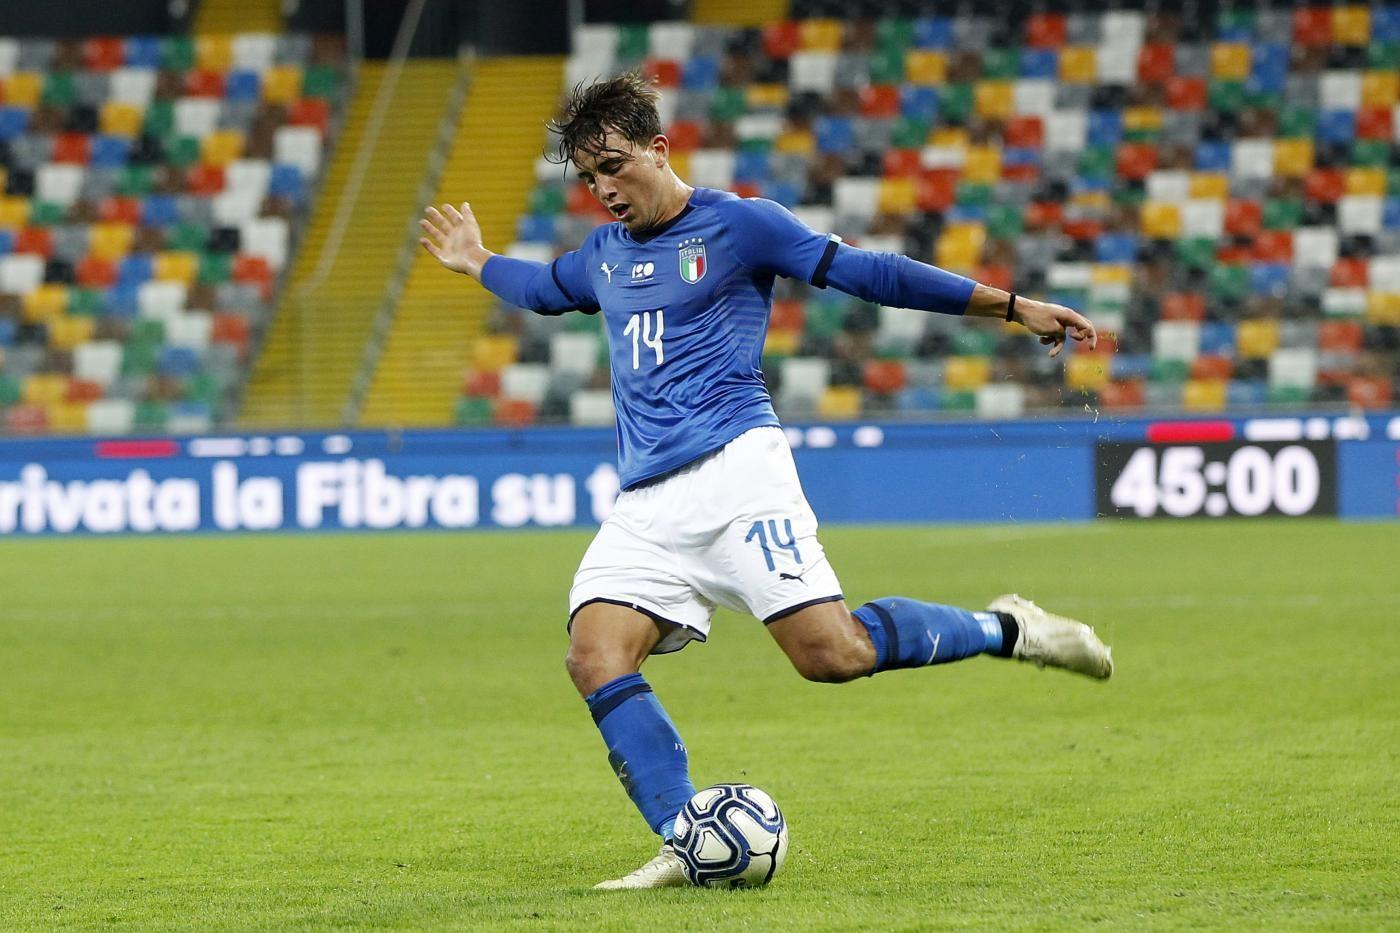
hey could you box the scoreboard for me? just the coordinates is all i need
[1097,441,1335,518]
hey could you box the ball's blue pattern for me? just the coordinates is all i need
[672,784,786,888]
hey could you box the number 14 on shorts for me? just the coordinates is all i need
[744,518,803,573]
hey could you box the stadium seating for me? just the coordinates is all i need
[463,7,1400,426]
[0,32,345,434]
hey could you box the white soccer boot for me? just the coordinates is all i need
[593,843,689,890]
[988,594,1114,680]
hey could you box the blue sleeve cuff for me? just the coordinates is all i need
[811,238,840,288]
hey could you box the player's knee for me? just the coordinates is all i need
[564,639,632,695]
[791,645,871,684]
[563,642,599,689]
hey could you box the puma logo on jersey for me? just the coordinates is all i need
[779,570,806,583]
[600,262,618,283]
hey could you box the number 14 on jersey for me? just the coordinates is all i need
[623,310,664,369]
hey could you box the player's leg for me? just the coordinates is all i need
[564,599,668,697]
[567,488,715,889]
[762,598,875,681]
[766,594,1112,681]
[568,602,697,890]
[766,596,1014,682]
[567,601,697,838]
[705,429,1111,681]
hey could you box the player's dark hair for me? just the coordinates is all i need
[548,72,662,165]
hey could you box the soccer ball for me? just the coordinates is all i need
[671,783,788,888]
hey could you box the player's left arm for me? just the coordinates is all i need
[725,197,1096,357]
[824,250,1097,358]
[953,282,1097,359]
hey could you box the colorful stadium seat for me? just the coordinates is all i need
[0,30,344,434]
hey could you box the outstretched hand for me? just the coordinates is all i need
[1015,299,1098,358]
[419,202,489,277]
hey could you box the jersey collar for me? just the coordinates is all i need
[625,193,696,244]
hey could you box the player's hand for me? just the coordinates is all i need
[1015,298,1098,358]
[420,202,489,277]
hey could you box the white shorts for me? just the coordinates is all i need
[569,426,844,653]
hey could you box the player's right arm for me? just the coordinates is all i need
[420,202,597,315]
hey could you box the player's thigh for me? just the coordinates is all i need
[570,508,715,657]
[689,427,845,621]
[566,600,672,697]
[765,597,877,682]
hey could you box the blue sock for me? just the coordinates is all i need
[852,597,1013,673]
[585,673,695,839]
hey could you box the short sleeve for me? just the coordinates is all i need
[720,197,838,284]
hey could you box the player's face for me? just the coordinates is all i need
[574,129,671,233]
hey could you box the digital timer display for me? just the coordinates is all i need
[1095,441,1337,519]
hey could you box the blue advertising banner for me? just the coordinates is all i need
[0,412,1395,536]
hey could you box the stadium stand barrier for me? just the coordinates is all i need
[0,410,1395,535]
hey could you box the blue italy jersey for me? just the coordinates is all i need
[479,187,976,490]
[547,188,835,489]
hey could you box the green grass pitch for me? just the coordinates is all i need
[2,521,1397,929]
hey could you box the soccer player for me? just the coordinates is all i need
[419,73,1113,889]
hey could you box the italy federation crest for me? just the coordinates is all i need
[678,238,707,284]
